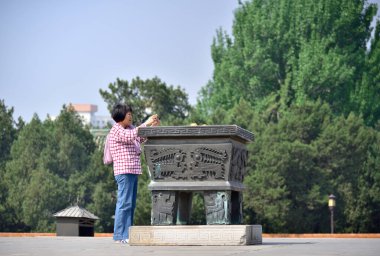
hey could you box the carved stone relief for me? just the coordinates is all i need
[151,191,177,225]
[150,148,187,180]
[229,147,248,182]
[190,147,227,180]
[204,191,231,224]
[146,144,231,181]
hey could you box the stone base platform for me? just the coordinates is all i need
[129,225,262,246]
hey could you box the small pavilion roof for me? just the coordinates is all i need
[53,205,99,220]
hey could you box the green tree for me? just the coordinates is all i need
[244,101,332,232]
[315,113,380,232]
[242,101,380,233]
[3,106,97,231]
[53,106,96,179]
[4,115,51,230]
[0,100,17,166]
[99,76,192,125]
[0,100,23,231]
[355,20,380,126]
[197,0,379,123]
[22,168,68,231]
[86,150,115,232]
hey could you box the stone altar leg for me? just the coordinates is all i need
[151,191,178,225]
[176,192,193,225]
[231,191,243,224]
[203,191,231,224]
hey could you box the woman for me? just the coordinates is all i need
[107,103,159,243]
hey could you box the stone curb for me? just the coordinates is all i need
[263,233,380,238]
[1,233,379,238]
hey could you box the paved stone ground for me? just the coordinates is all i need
[0,237,379,256]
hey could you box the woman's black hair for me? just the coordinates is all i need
[111,103,133,122]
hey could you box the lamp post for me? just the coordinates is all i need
[328,194,336,234]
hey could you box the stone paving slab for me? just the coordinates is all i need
[0,237,379,256]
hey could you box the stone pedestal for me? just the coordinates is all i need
[129,225,262,246]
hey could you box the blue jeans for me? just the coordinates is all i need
[113,173,138,241]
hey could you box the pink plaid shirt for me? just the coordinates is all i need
[108,123,147,176]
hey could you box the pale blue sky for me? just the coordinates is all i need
[1,0,379,122]
[0,0,238,121]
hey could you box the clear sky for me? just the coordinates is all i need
[0,0,239,122]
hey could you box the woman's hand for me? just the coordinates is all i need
[145,114,160,126]
[151,116,160,126]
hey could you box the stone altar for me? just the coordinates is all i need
[133,125,262,245]
[138,125,254,225]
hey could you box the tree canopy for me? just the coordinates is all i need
[99,76,192,125]
[1,106,98,231]
[197,0,380,126]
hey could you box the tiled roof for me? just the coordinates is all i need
[53,205,99,220]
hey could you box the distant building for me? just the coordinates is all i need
[71,104,113,128]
